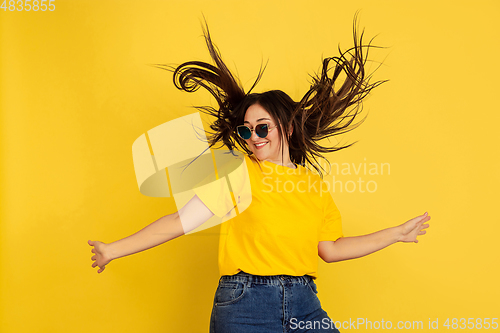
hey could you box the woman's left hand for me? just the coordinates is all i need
[397,212,431,243]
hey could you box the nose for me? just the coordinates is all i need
[250,129,261,141]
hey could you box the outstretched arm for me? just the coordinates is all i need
[88,194,214,273]
[318,212,430,263]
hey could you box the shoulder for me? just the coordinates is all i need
[246,154,260,165]
[244,154,264,172]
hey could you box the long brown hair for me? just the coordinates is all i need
[152,12,387,177]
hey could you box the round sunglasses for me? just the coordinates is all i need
[236,123,277,140]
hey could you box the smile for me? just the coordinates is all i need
[254,142,268,149]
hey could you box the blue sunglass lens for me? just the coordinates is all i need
[237,124,270,140]
[255,124,268,138]
[237,126,252,140]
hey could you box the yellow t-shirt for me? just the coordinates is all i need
[197,154,343,279]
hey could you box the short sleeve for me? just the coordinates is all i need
[319,191,343,242]
[192,152,251,219]
[193,177,234,218]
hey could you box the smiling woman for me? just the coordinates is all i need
[165,14,387,178]
[88,13,431,333]
[243,102,294,167]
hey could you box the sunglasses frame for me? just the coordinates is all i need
[236,123,278,140]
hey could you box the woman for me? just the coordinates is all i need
[88,15,430,333]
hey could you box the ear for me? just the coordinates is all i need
[288,124,293,138]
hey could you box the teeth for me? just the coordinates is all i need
[255,142,267,147]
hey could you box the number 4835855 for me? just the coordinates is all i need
[1,0,56,11]
[443,318,499,330]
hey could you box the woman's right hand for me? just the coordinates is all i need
[88,240,112,273]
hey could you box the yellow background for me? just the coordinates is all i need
[1,0,499,332]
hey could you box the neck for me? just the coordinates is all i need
[264,156,296,169]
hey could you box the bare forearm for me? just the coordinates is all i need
[318,212,430,263]
[106,212,184,260]
[327,226,401,262]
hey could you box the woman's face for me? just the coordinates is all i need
[243,103,289,162]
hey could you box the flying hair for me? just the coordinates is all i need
[151,11,388,178]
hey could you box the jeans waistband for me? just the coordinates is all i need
[219,271,313,286]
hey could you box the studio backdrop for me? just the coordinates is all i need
[1,1,499,332]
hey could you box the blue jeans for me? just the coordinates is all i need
[210,271,341,333]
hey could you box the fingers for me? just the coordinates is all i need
[407,213,430,228]
[412,220,430,233]
[417,219,430,233]
[415,215,431,227]
[412,221,429,242]
[92,260,106,273]
[89,240,106,273]
[419,216,431,223]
